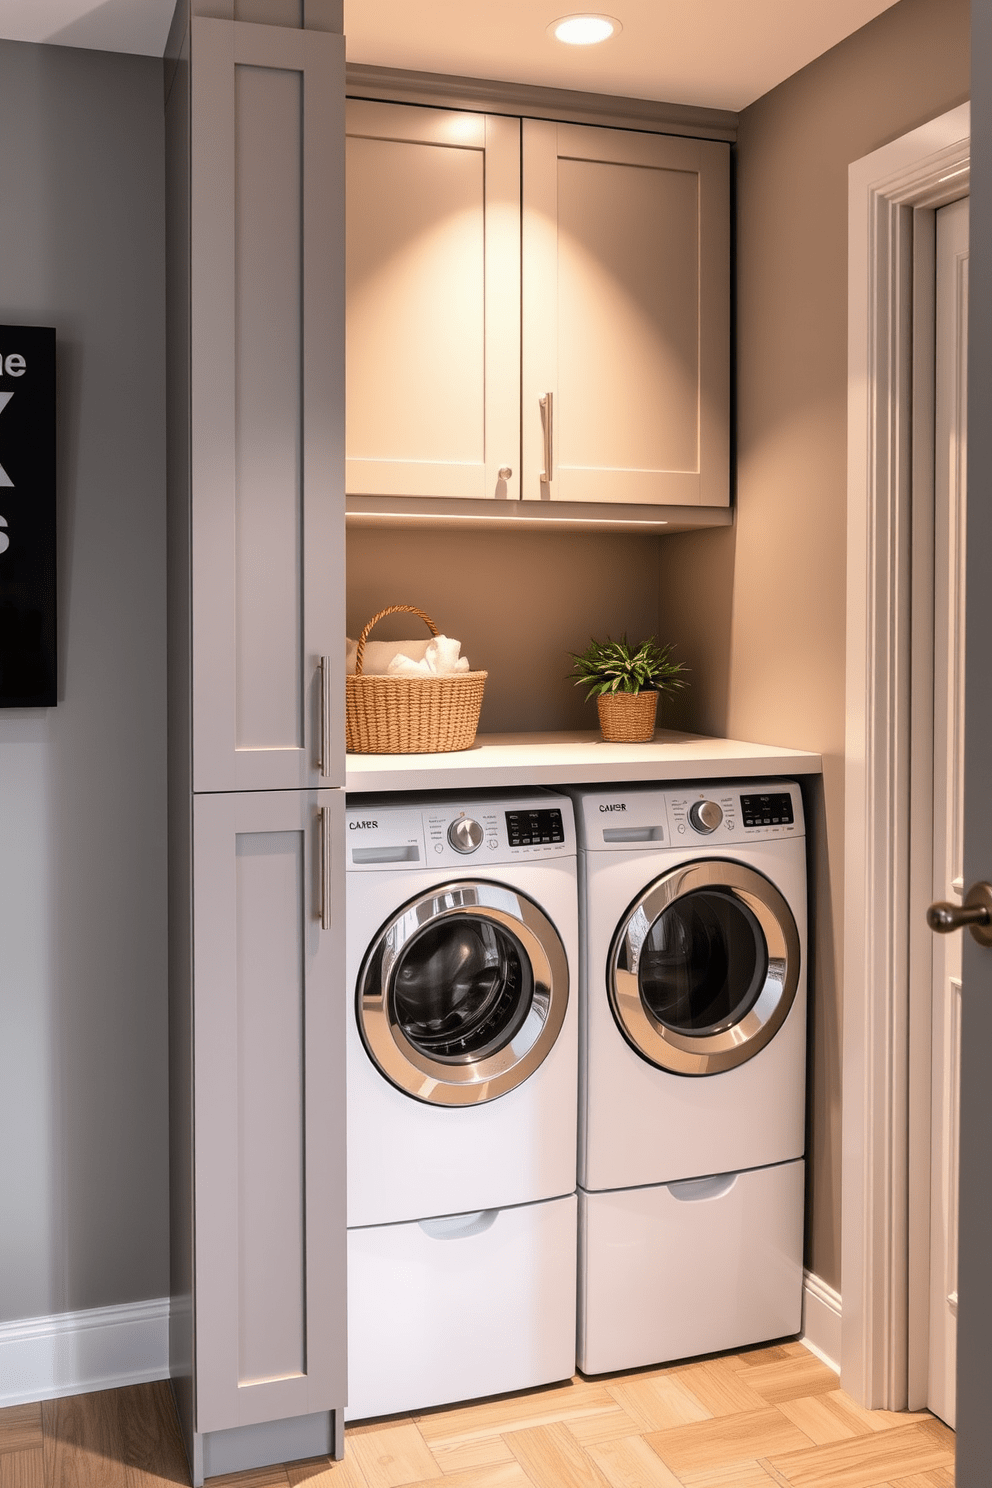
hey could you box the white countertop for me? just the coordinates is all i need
[345,729,822,794]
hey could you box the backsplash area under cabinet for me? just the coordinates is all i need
[347,525,668,734]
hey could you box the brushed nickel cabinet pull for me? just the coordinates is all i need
[318,805,331,929]
[318,655,331,778]
[540,392,553,484]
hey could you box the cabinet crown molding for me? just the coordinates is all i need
[345,63,738,143]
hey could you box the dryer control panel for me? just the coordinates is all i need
[345,791,576,870]
[569,779,804,850]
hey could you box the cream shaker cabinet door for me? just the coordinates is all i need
[190,20,345,794]
[522,121,730,507]
[346,100,520,501]
[192,787,346,1434]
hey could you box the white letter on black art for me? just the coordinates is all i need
[0,392,13,486]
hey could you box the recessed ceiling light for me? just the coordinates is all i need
[550,14,621,46]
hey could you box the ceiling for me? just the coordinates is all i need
[0,0,902,112]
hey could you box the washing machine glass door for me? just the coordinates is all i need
[358,881,569,1105]
[609,859,800,1075]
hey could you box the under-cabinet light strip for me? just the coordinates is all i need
[347,510,669,526]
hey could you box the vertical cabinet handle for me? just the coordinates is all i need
[318,655,331,778]
[317,805,331,930]
[540,392,553,484]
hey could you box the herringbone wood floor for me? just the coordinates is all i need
[0,1341,955,1488]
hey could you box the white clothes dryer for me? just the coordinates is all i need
[345,791,578,1420]
[568,779,807,1374]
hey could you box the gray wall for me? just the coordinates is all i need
[657,0,970,1290]
[0,40,168,1321]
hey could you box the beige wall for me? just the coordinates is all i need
[347,526,667,734]
[658,0,969,1289]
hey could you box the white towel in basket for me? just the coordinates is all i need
[346,636,432,675]
[386,636,471,676]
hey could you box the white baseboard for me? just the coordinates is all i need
[0,1297,170,1408]
[801,1269,842,1374]
[0,1279,838,1410]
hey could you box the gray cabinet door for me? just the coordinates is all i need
[522,121,730,507]
[190,19,345,793]
[192,787,345,1433]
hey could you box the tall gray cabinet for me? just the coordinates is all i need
[165,4,347,1483]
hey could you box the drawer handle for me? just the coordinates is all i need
[540,392,553,485]
[666,1172,738,1202]
[418,1209,498,1241]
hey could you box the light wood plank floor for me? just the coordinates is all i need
[0,1343,955,1488]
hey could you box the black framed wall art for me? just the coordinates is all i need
[0,325,56,706]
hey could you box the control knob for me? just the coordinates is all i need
[688,799,723,834]
[448,816,485,854]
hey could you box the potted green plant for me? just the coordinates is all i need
[568,634,689,742]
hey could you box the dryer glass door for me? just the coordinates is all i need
[391,917,533,1061]
[638,887,767,1035]
[610,860,800,1075]
[358,881,569,1105]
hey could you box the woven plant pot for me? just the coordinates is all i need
[346,604,487,754]
[596,690,659,743]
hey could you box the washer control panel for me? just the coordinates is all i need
[346,792,575,869]
[571,779,804,850]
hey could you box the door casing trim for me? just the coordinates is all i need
[844,101,970,1410]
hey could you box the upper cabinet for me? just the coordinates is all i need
[345,99,730,513]
[190,21,346,794]
[522,122,729,509]
[346,101,521,502]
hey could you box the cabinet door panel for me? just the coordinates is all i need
[191,20,345,793]
[234,61,304,756]
[523,121,729,507]
[193,788,345,1432]
[346,101,520,501]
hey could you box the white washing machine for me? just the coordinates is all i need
[568,779,807,1374]
[345,790,579,1420]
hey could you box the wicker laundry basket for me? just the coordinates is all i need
[346,604,487,754]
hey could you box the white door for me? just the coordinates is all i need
[928,194,968,1429]
[521,121,729,507]
[345,100,520,502]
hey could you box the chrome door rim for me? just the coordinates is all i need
[358,881,569,1105]
[609,859,801,1075]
